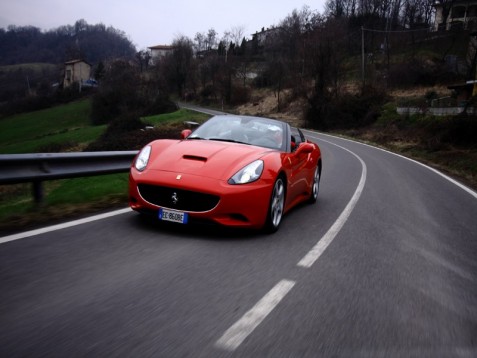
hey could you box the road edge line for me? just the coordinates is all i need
[0,208,131,245]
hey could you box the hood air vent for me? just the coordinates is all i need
[183,155,207,162]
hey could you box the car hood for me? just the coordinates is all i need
[148,140,274,180]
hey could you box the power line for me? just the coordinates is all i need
[362,27,432,34]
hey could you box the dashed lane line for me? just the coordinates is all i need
[215,279,296,351]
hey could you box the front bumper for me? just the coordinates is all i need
[129,170,273,229]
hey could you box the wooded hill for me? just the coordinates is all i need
[0,19,136,65]
[0,19,136,109]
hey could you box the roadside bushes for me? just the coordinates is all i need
[147,96,177,116]
[421,114,477,149]
[305,86,387,130]
[90,61,141,125]
[85,111,185,151]
[386,58,463,88]
[0,83,92,118]
[85,112,145,151]
[364,105,477,151]
[229,85,251,106]
[90,60,176,125]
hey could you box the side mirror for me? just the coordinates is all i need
[181,129,192,139]
[183,121,199,128]
[295,142,314,154]
[291,141,297,150]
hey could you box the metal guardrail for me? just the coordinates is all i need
[0,151,138,203]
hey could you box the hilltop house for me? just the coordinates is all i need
[63,59,91,88]
[434,0,477,30]
[252,27,281,49]
[148,45,175,64]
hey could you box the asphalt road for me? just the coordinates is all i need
[1,132,477,357]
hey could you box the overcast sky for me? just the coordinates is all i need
[0,0,326,50]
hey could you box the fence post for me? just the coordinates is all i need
[32,180,44,204]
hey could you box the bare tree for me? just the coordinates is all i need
[436,0,456,30]
[402,0,435,28]
[206,28,218,50]
[162,36,195,97]
[194,32,206,53]
[275,6,322,100]
[229,25,246,47]
[325,0,359,18]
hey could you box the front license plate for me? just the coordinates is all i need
[159,208,188,224]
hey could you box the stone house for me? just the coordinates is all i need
[148,45,175,64]
[434,0,477,30]
[63,59,91,88]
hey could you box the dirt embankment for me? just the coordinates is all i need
[234,89,306,127]
[235,86,452,124]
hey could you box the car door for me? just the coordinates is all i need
[286,129,311,200]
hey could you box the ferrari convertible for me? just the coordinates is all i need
[129,115,322,232]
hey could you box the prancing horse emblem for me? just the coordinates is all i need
[171,192,179,205]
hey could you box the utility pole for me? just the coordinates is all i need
[361,26,365,87]
[26,76,31,95]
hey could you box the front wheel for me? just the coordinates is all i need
[264,177,285,233]
[308,166,320,204]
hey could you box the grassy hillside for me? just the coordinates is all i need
[0,63,58,72]
[0,99,104,153]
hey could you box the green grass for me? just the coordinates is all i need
[0,173,129,231]
[0,63,58,72]
[144,108,210,125]
[0,99,98,153]
[0,173,128,215]
[1,125,106,153]
[0,184,32,219]
[46,174,129,205]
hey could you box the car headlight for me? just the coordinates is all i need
[228,160,264,184]
[134,145,151,171]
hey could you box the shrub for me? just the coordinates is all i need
[387,58,463,88]
[86,112,146,151]
[90,60,176,125]
[145,96,177,116]
[0,83,92,117]
[305,86,387,130]
[36,141,79,153]
[90,62,142,125]
[429,115,477,148]
[85,111,187,151]
[230,85,251,106]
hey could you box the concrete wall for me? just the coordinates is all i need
[397,107,476,116]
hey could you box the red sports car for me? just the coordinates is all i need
[129,115,322,232]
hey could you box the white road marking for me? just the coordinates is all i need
[215,279,295,351]
[0,208,131,245]
[297,138,367,268]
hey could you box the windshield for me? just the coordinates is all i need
[188,115,287,151]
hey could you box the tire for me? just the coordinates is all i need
[308,165,320,204]
[264,176,286,233]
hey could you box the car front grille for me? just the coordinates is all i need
[137,184,220,212]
